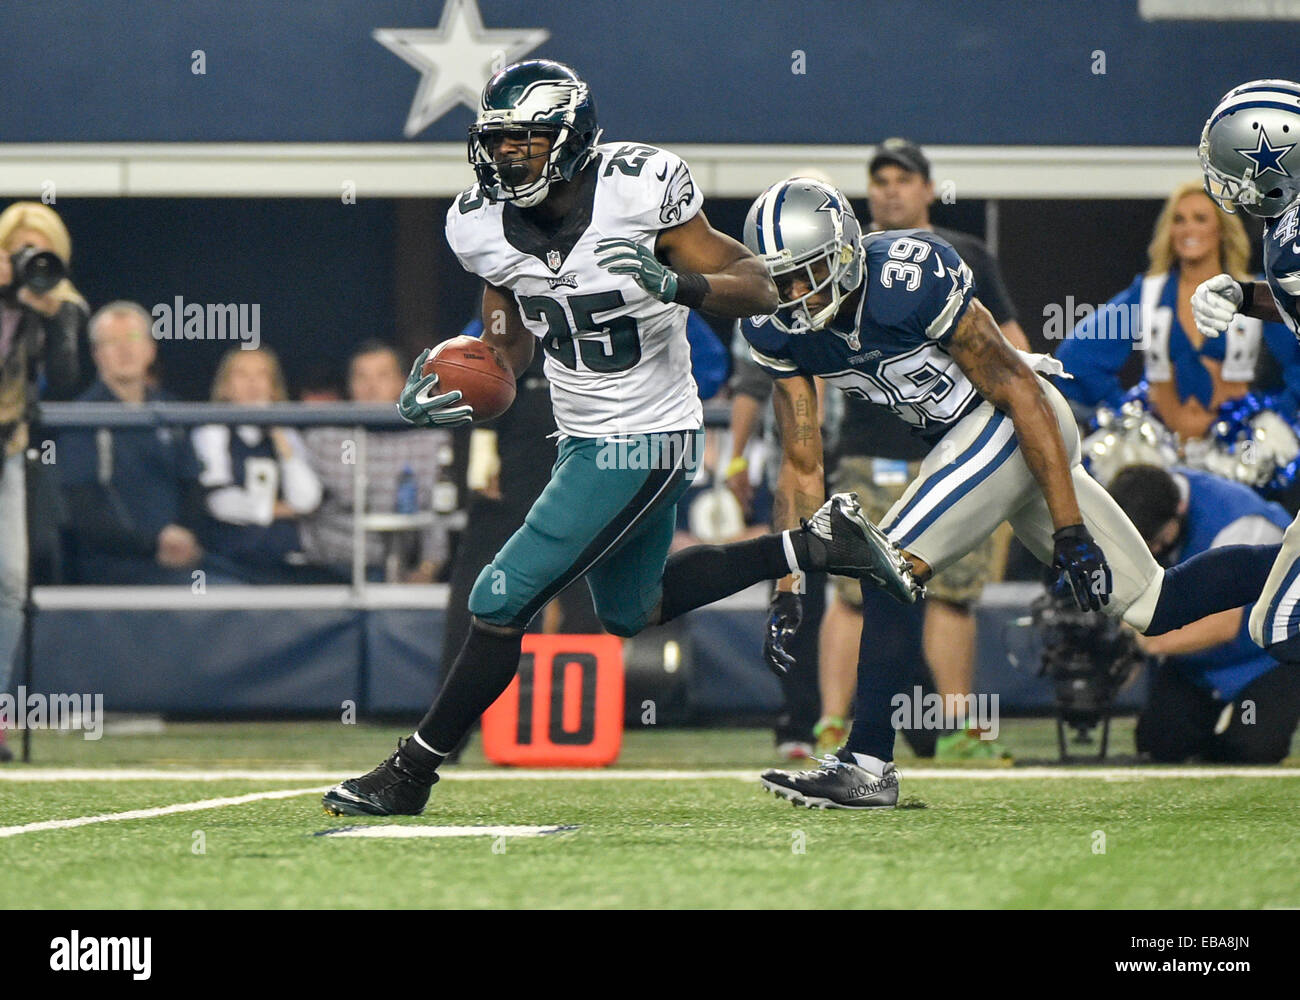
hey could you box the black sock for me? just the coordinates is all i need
[659,534,794,623]
[1145,543,1281,636]
[845,592,912,763]
[413,622,523,758]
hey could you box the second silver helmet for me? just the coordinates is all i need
[1200,79,1300,219]
[743,177,864,333]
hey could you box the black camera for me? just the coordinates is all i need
[1030,592,1147,761]
[9,246,66,294]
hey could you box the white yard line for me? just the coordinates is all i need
[1,766,1299,782]
[0,785,330,838]
[2,766,1296,839]
[320,825,576,838]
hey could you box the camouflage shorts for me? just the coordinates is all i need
[830,455,1005,607]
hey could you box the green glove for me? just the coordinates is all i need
[396,349,474,428]
[595,237,678,303]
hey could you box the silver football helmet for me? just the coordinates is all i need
[1200,79,1300,219]
[743,177,864,333]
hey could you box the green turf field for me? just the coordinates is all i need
[4,719,1299,909]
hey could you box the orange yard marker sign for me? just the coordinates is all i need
[481,635,624,767]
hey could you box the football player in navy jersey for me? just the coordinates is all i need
[746,177,1287,809]
[1193,79,1300,666]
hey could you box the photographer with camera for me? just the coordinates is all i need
[1109,464,1300,763]
[0,202,87,761]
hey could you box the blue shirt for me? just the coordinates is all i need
[743,230,977,446]
[1168,468,1290,701]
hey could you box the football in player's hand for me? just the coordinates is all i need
[422,336,516,421]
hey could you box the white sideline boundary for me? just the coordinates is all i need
[0,786,331,839]
[2,768,1296,839]
[2,766,1299,782]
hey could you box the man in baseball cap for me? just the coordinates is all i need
[868,137,932,181]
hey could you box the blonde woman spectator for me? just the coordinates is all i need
[192,347,323,581]
[1057,181,1300,439]
[0,202,86,761]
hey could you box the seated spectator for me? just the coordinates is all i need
[59,301,245,585]
[1110,464,1300,763]
[192,347,323,582]
[299,340,452,582]
[297,361,343,403]
[1056,181,1300,437]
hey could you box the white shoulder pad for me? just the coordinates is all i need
[444,185,505,282]
[595,142,704,235]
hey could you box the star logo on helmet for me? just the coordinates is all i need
[1235,127,1297,180]
[813,192,844,239]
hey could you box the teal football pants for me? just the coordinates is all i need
[468,429,702,636]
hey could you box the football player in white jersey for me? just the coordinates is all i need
[324,60,898,817]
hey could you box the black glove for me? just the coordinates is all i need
[764,590,803,676]
[1050,524,1112,612]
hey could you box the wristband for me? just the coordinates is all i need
[672,270,710,310]
[725,455,748,478]
[1240,280,1256,314]
[1052,523,1090,544]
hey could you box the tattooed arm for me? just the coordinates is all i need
[771,372,824,593]
[947,299,1082,531]
[481,282,535,378]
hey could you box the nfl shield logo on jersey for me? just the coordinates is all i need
[546,249,563,272]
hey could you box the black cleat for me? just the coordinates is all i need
[760,747,899,810]
[322,739,439,817]
[801,492,923,604]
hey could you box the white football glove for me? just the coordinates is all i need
[1190,273,1243,338]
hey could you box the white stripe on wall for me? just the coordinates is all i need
[0,144,1208,199]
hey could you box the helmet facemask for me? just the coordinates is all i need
[768,239,862,334]
[1200,130,1270,217]
[470,122,574,208]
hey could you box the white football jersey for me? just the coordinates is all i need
[445,142,705,438]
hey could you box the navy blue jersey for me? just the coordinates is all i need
[1264,203,1300,335]
[743,230,977,445]
[192,425,302,564]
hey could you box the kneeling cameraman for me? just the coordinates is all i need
[1110,465,1300,763]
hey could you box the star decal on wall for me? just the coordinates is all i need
[374,0,549,137]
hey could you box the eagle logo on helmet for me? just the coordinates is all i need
[482,80,587,124]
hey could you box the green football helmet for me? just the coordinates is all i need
[1200,79,1300,219]
[468,59,602,208]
